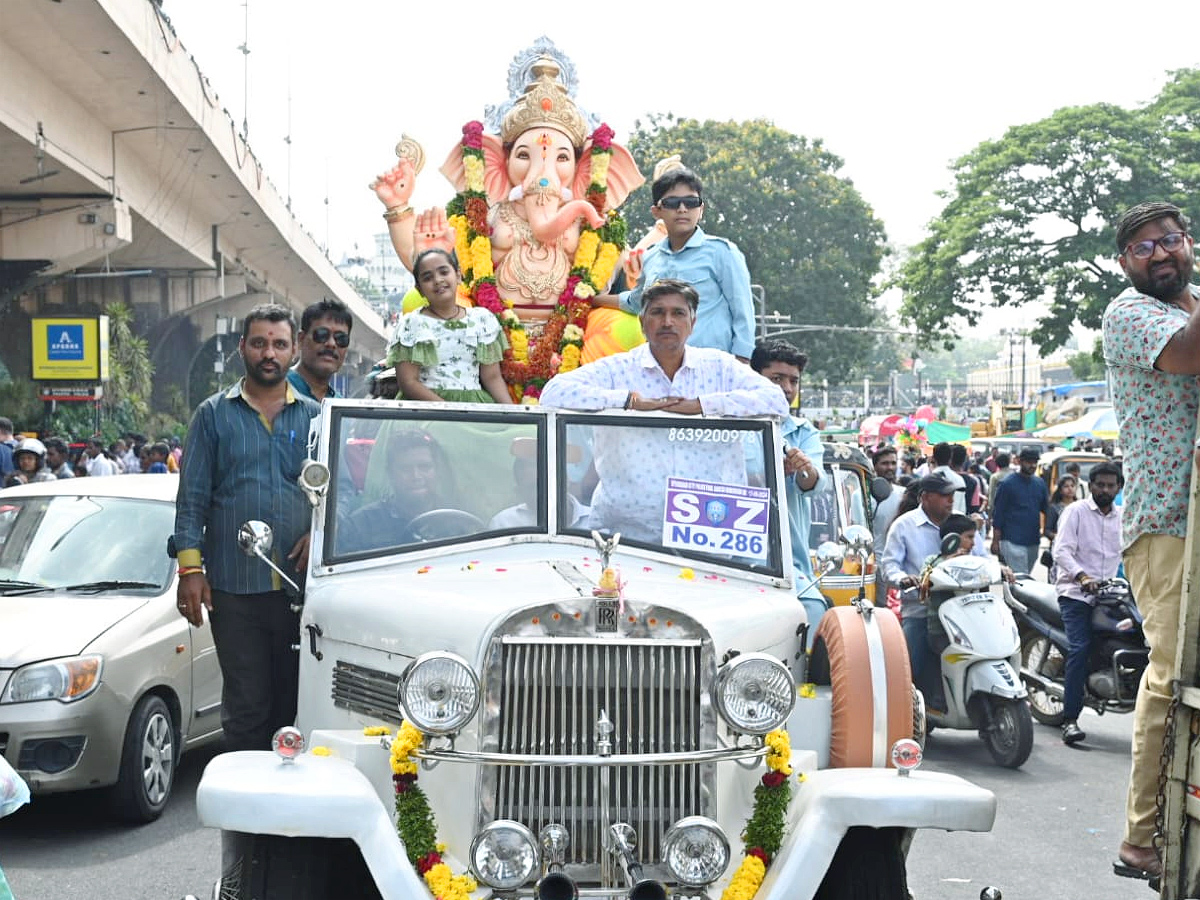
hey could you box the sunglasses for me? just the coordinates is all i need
[309,326,350,347]
[1124,231,1187,260]
[657,196,703,210]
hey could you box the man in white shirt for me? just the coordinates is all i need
[83,437,116,477]
[540,279,787,543]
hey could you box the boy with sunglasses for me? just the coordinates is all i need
[288,297,353,401]
[1101,201,1200,880]
[597,166,756,362]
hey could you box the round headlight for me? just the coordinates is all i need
[713,653,795,735]
[397,652,479,735]
[469,820,538,890]
[662,816,730,887]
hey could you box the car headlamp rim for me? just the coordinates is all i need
[0,654,103,704]
[397,651,480,735]
[662,816,730,887]
[712,652,796,736]
[469,819,539,890]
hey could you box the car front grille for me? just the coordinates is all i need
[483,637,710,873]
[331,660,402,724]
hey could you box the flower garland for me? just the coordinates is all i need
[721,729,794,900]
[386,722,478,900]
[445,121,629,402]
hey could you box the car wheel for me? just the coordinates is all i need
[110,694,176,823]
[814,826,910,900]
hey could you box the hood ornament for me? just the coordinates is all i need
[590,531,623,632]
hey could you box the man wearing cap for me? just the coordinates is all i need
[989,447,1049,575]
[882,473,988,706]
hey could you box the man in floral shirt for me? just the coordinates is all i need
[1102,201,1200,880]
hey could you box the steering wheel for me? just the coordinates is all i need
[404,508,486,542]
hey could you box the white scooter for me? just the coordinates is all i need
[909,534,1033,768]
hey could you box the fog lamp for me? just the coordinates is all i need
[662,816,730,886]
[469,820,538,890]
[397,652,479,735]
[713,653,795,735]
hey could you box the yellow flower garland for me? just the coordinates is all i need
[387,722,478,900]
[721,729,793,900]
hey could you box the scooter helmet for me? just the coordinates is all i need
[13,438,47,465]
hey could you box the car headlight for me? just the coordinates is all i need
[662,816,730,886]
[1,655,102,704]
[713,653,795,735]
[469,820,538,890]
[397,652,479,735]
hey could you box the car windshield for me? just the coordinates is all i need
[807,465,868,549]
[321,406,783,577]
[0,495,174,592]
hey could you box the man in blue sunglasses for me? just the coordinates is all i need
[288,297,353,402]
[596,164,756,362]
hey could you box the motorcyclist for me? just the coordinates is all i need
[3,438,56,487]
[1051,461,1124,745]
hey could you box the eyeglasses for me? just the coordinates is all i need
[309,326,350,347]
[1124,231,1188,260]
[657,196,702,210]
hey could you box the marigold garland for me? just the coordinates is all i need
[388,721,478,900]
[721,729,794,900]
[448,121,630,401]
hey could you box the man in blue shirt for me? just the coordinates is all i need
[882,473,987,703]
[175,303,320,757]
[286,297,352,402]
[989,446,1049,575]
[750,339,826,627]
[596,166,756,360]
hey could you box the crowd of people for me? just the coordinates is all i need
[4,168,1185,887]
[0,417,184,488]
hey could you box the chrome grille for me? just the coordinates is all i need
[331,660,402,724]
[488,638,708,870]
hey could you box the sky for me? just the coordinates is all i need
[162,1,1199,334]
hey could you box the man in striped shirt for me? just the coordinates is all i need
[174,304,319,753]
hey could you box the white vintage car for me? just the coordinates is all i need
[196,400,995,900]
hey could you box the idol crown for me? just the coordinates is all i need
[500,57,588,148]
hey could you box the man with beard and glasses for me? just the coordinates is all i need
[1102,201,1200,880]
[288,297,352,402]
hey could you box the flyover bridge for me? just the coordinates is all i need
[0,0,388,406]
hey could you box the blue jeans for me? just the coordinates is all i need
[1058,596,1094,723]
[902,613,941,706]
[1000,540,1038,576]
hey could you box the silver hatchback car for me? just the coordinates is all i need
[0,473,222,822]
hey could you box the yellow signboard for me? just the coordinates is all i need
[31,316,110,381]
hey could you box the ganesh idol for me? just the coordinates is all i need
[371,44,645,399]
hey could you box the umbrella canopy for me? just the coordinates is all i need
[1035,406,1118,440]
[877,414,906,437]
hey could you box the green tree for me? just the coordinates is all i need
[1065,336,1106,380]
[102,302,154,436]
[623,116,889,381]
[896,68,1200,352]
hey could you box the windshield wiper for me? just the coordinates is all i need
[0,579,53,594]
[63,580,163,592]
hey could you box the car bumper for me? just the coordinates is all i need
[0,683,129,793]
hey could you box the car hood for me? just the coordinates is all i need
[0,594,149,665]
[304,542,802,664]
